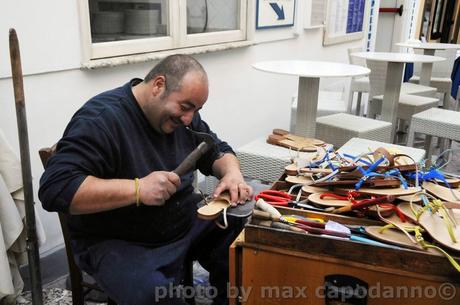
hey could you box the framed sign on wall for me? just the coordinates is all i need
[256,0,296,29]
[323,0,367,45]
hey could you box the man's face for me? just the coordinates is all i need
[146,72,209,134]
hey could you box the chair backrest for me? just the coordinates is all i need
[347,47,366,66]
[39,145,87,305]
[366,60,389,99]
[413,48,457,78]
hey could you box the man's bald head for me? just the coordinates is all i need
[144,54,208,97]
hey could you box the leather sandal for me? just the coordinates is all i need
[367,205,460,272]
[398,192,460,252]
[266,128,324,152]
[272,128,324,146]
[307,192,394,217]
[197,192,232,220]
[422,181,460,204]
[336,186,421,197]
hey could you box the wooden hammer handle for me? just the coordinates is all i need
[173,141,210,176]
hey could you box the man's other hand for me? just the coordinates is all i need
[213,172,253,206]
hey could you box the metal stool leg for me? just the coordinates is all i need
[355,92,363,115]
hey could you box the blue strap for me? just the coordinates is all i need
[342,153,373,166]
[355,169,408,190]
[354,157,411,190]
[406,168,451,189]
[355,156,387,189]
[308,147,336,170]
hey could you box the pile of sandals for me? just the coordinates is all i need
[254,146,460,272]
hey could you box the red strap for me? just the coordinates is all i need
[320,191,362,204]
[379,203,407,222]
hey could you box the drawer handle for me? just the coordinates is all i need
[324,274,368,305]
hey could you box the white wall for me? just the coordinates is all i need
[1,0,364,255]
[375,0,416,52]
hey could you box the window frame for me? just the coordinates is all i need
[78,0,248,62]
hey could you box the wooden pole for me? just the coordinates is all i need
[8,28,44,305]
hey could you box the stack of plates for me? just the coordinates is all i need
[125,9,161,35]
[92,11,124,34]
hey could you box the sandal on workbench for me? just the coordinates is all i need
[398,193,460,252]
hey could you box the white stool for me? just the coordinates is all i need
[400,82,437,98]
[407,107,460,159]
[316,113,392,148]
[338,137,426,163]
[235,138,325,183]
[371,94,439,121]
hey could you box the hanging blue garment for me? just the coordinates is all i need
[451,56,460,99]
[403,63,414,82]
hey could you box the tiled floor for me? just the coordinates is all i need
[17,262,212,305]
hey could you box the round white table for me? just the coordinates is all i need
[396,42,460,85]
[396,42,460,55]
[252,60,370,137]
[351,52,444,138]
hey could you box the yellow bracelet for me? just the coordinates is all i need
[134,178,140,207]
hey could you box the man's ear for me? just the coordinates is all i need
[151,75,166,97]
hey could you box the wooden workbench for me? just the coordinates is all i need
[229,208,460,305]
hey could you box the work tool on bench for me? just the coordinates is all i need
[253,209,348,237]
[255,190,292,206]
[9,28,44,305]
[252,209,400,247]
[256,219,306,233]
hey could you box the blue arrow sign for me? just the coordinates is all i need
[269,2,285,20]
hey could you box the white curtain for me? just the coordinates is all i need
[0,129,46,304]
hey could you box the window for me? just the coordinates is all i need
[79,0,248,61]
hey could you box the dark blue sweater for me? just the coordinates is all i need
[39,79,234,245]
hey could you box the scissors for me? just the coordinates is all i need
[255,190,292,206]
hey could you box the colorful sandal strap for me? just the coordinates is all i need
[410,193,458,244]
[413,229,460,273]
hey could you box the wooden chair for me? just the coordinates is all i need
[39,145,117,305]
[39,146,195,305]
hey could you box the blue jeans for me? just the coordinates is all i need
[72,213,244,305]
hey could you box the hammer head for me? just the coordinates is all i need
[185,126,215,146]
[172,127,221,177]
[186,126,223,158]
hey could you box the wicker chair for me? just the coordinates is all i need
[347,47,370,115]
[407,107,460,159]
[409,48,457,109]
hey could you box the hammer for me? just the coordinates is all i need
[173,127,217,176]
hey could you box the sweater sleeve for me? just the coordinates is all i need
[39,117,118,213]
[191,113,235,176]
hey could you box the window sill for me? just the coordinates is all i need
[82,40,255,70]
